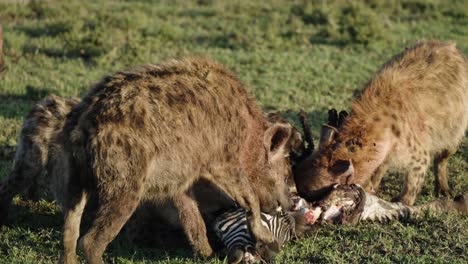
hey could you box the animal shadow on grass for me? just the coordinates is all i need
[16,22,106,62]
[3,197,197,262]
[0,198,63,258]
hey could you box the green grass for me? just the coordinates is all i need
[0,0,467,263]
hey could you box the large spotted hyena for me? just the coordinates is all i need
[0,101,302,253]
[294,41,468,205]
[60,58,295,263]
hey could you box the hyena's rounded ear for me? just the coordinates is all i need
[264,123,292,160]
[329,159,354,182]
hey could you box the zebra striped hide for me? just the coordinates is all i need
[213,208,295,264]
[213,184,466,263]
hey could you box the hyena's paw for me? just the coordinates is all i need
[251,223,275,244]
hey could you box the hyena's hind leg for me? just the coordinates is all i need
[174,191,213,257]
[60,190,88,264]
[433,148,457,197]
[78,186,143,264]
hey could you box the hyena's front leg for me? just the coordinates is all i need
[394,153,430,206]
[433,148,457,197]
[208,167,275,245]
[174,191,213,258]
[369,161,390,194]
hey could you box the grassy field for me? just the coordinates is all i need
[0,0,467,263]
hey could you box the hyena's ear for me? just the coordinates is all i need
[264,123,292,161]
[329,159,354,183]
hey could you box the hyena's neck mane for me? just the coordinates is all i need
[337,111,394,182]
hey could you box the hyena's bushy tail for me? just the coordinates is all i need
[360,192,467,222]
[0,95,78,226]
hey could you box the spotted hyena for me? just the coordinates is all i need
[60,58,295,263]
[0,95,78,225]
[294,41,468,205]
[0,99,302,253]
[124,112,303,248]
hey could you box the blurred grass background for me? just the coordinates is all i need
[0,0,467,263]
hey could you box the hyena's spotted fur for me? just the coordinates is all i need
[295,41,468,205]
[61,58,295,263]
[0,99,302,252]
[0,95,79,225]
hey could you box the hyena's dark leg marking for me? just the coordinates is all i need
[207,167,275,245]
[433,148,456,197]
[79,185,143,264]
[174,191,213,257]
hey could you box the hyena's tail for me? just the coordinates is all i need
[360,193,467,222]
[0,95,78,226]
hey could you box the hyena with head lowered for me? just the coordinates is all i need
[61,58,295,263]
[0,95,78,225]
[294,41,468,205]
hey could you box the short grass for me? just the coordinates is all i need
[0,0,467,263]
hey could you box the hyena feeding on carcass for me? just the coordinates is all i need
[0,95,79,226]
[0,99,302,253]
[59,58,296,263]
[294,41,468,205]
[125,111,304,249]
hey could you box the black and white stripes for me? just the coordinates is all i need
[213,208,295,263]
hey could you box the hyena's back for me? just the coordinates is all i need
[357,41,468,152]
[67,58,265,195]
[0,95,78,224]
